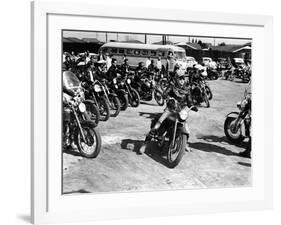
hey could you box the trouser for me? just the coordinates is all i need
[151,108,190,135]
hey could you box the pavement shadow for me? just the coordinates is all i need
[63,189,91,194]
[140,101,157,106]
[197,135,228,143]
[139,111,162,120]
[197,135,249,148]
[120,138,170,168]
[63,148,83,157]
[189,142,239,156]
[237,162,251,167]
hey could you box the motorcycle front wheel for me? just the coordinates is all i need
[167,134,186,168]
[224,116,244,144]
[98,96,110,122]
[76,124,101,158]
[118,93,129,111]
[129,88,140,107]
[205,86,213,100]
[109,95,121,117]
[154,89,164,106]
[203,94,210,108]
[84,100,100,125]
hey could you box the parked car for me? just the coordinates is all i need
[202,57,217,69]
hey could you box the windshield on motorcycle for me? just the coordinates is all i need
[63,71,81,93]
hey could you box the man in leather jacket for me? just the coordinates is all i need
[149,72,196,134]
[105,58,120,81]
[120,58,130,76]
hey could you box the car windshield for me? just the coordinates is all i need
[63,71,80,90]
[174,51,186,59]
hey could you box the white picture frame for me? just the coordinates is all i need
[31,1,274,224]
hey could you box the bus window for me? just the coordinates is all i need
[142,50,148,55]
[151,51,157,56]
[126,49,133,55]
[118,49,125,54]
[134,50,140,55]
[101,48,108,54]
[110,48,118,54]
[158,51,165,57]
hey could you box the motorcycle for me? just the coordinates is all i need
[109,77,129,111]
[63,72,102,158]
[99,79,121,117]
[206,67,219,80]
[224,93,251,144]
[83,77,110,122]
[200,79,213,100]
[191,81,210,108]
[139,98,198,168]
[132,71,164,106]
[63,71,100,125]
[116,72,140,108]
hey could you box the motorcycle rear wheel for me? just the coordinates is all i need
[77,124,101,158]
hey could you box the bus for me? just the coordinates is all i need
[98,42,186,68]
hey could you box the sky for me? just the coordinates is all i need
[63,31,251,46]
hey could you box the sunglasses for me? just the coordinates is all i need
[179,77,185,80]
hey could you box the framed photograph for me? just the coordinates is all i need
[31,1,273,224]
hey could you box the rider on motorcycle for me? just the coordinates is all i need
[120,58,130,77]
[147,71,197,151]
[238,80,252,158]
[105,58,121,81]
[188,64,206,103]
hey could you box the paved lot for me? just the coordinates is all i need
[63,79,251,194]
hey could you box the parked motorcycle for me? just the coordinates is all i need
[63,72,101,158]
[83,78,110,122]
[63,71,100,125]
[99,79,121,117]
[139,98,198,168]
[206,68,219,80]
[224,93,251,144]
[116,72,140,108]
[191,81,210,108]
[109,77,129,111]
[132,71,164,106]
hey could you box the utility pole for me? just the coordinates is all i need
[145,34,147,44]
[105,32,108,42]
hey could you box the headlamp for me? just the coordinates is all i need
[94,84,102,92]
[78,103,86,113]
